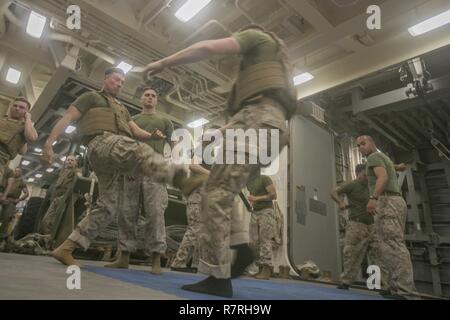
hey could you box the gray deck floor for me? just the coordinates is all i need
[0,252,382,300]
[0,252,181,300]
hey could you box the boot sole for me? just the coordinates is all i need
[50,251,80,267]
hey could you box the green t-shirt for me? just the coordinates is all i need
[131,113,174,155]
[0,167,13,192]
[232,29,279,69]
[72,91,131,121]
[366,152,401,196]
[337,179,373,225]
[7,177,26,199]
[246,175,274,211]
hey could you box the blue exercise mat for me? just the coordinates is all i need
[84,265,385,300]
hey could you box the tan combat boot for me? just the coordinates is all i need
[102,246,113,261]
[150,252,162,275]
[255,265,271,280]
[50,239,80,266]
[104,250,130,269]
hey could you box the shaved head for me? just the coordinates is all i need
[356,135,377,156]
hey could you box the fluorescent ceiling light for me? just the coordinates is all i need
[34,148,43,153]
[116,61,133,74]
[26,11,47,38]
[293,72,314,86]
[46,168,55,173]
[187,118,209,128]
[408,9,450,36]
[22,160,31,166]
[175,0,211,22]
[35,173,43,178]
[27,178,35,182]
[65,125,76,134]
[52,141,57,146]
[6,67,21,84]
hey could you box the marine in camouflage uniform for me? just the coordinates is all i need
[0,168,29,239]
[357,135,418,299]
[247,174,277,280]
[171,141,212,271]
[42,68,187,267]
[0,166,13,217]
[331,164,389,291]
[107,87,173,274]
[40,155,82,235]
[143,24,296,297]
[0,97,37,199]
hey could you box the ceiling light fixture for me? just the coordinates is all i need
[187,118,209,128]
[408,9,450,36]
[175,0,212,22]
[293,72,314,86]
[26,11,47,38]
[6,67,21,84]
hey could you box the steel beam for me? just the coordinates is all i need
[350,74,450,115]
[31,67,71,126]
[373,116,415,149]
[405,169,422,233]
[357,114,409,151]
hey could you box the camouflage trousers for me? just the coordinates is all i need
[171,188,202,268]
[250,207,275,268]
[341,220,390,290]
[198,100,288,279]
[0,202,16,238]
[375,196,418,298]
[69,132,178,250]
[40,195,65,235]
[0,151,9,190]
[118,176,168,254]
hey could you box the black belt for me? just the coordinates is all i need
[380,191,401,197]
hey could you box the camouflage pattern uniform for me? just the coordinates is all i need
[366,151,417,298]
[375,195,417,297]
[171,187,202,268]
[249,207,276,268]
[198,102,288,279]
[68,132,181,250]
[117,112,173,256]
[341,220,389,289]
[119,176,168,254]
[0,154,8,188]
[0,176,26,238]
[40,167,81,235]
[0,202,16,237]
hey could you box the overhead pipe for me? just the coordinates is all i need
[0,1,11,37]
[198,76,227,103]
[2,1,25,30]
[234,0,255,23]
[182,19,231,46]
[47,32,116,65]
[165,75,215,116]
[182,76,225,110]
[143,0,174,28]
[2,5,116,67]
[172,73,215,109]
